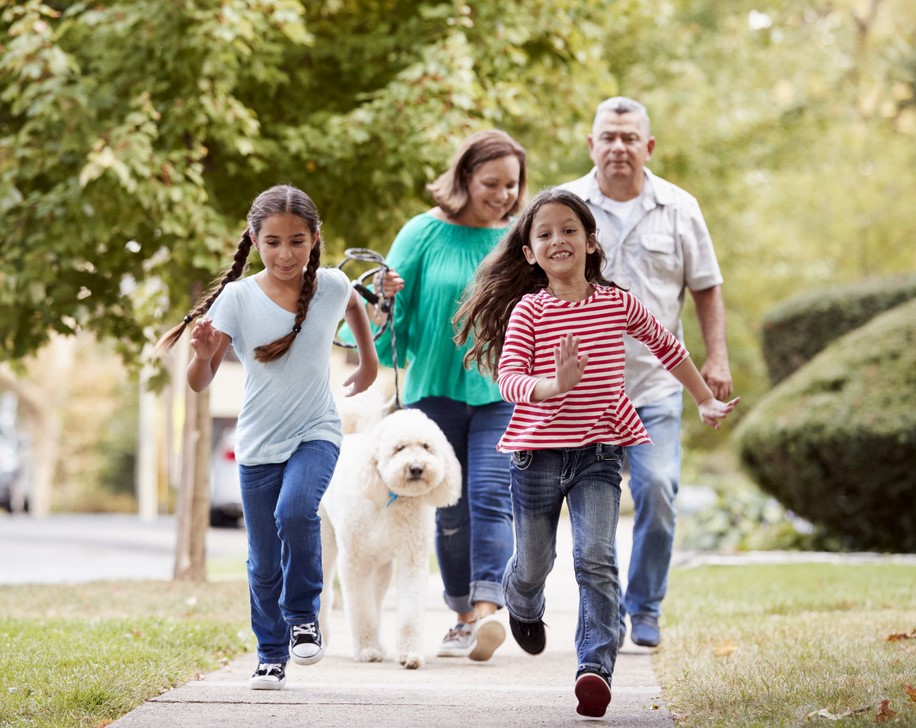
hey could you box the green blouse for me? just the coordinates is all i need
[372,212,508,406]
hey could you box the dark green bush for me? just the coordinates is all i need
[734,299,916,553]
[761,274,916,384]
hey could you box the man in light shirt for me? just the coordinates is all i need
[562,97,733,647]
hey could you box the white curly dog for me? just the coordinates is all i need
[319,408,461,669]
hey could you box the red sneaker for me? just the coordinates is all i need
[575,671,612,717]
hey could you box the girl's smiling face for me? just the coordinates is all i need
[253,213,316,283]
[523,203,597,287]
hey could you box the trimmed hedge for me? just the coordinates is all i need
[761,274,916,384]
[735,299,916,553]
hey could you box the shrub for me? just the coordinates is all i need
[677,479,845,553]
[760,274,916,384]
[734,299,916,553]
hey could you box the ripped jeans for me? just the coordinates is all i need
[411,397,514,615]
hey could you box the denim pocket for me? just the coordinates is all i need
[596,444,623,462]
[510,450,533,471]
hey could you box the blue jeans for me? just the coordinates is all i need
[411,397,514,614]
[621,391,683,622]
[238,439,339,663]
[504,444,623,683]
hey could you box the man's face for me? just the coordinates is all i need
[588,111,655,191]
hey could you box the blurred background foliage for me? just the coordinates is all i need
[2,0,915,521]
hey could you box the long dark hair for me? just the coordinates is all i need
[454,187,617,376]
[156,184,323,362]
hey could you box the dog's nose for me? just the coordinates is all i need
[408,463,425,479]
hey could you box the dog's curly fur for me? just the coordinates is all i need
[319,408,461,669]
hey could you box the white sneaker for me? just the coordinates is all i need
[469,614,506,662]
[249,662,286,690]
[436,622,477,657]
[289,622,324,665]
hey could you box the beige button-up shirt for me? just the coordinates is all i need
[562,168,723,408]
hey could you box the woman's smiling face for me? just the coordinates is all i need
[461,155,521,227]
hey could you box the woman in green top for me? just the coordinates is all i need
[372,130,527,662]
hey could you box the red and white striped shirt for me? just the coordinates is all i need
[496,285,689,452]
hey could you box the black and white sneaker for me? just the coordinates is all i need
[249,662,286,690]
[289,621,324,665]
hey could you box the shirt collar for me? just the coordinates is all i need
[585,167,673,210]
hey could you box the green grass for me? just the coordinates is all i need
[0,581,252,728]
[656,563,916,727]
[1,564,914,727]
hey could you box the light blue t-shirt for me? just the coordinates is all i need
[207,267,351,465]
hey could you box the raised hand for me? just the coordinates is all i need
[189,318,221,360]
[553,333,589,396]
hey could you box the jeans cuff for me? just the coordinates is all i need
[442,591,472,615]
[577,663,611,684]
[469,580,506,608]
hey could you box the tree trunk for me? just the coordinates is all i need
[173,381,211,581]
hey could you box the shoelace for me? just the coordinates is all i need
[519,620,547,636]
[255,663,283,677]
[291,623,318,640]
[443,624,472,642]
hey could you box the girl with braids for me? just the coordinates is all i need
[157,184,378,691]
[454,188,738,717]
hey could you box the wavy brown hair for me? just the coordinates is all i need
[453,188,617,377]
[155,185,324,363]
[427,129,527,217]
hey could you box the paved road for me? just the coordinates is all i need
[0,513,247,583]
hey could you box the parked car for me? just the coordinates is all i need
[0,393,29,513]
[0,431,22,512]
[209,425,243,528]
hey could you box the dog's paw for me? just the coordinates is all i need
[356,646,385,663]
[398,651,424,670]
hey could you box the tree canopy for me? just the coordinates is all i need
[3,0,915,421]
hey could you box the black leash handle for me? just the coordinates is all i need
[334,248,401,410]
[334,248,392,346]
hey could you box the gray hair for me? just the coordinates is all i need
[593,97,651,135]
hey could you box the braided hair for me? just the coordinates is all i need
[155,185,323,362]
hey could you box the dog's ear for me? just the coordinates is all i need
[353,431,391,506]
[422,438,462,508]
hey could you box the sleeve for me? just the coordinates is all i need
[496,298,540,403]
[369,219,425,367]
[325,267,352,322]
[680,195,723,292]
[622,291,690,372]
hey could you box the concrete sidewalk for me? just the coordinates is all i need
[111,515,673,727]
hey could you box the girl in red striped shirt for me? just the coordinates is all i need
[454,188,738,717]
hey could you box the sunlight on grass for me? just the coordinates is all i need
[0,581,253,728]
[655,563,916,727]
[206,554,248,581]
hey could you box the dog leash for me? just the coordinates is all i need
[334,248,401,412]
